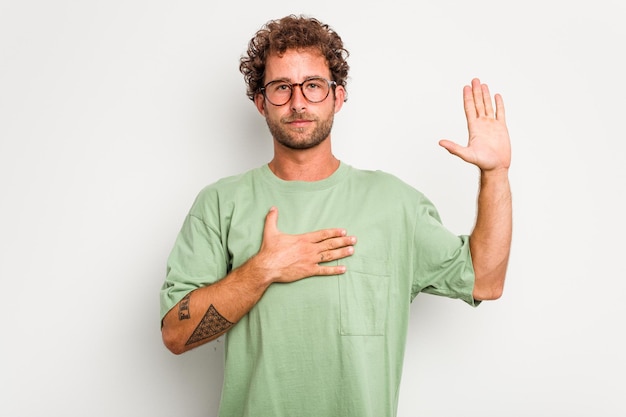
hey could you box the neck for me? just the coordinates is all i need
[268,140,339,181]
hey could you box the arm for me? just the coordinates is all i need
[439,78,512,301]
[161,206,356,354]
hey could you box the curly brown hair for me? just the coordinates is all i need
[239,15,350,101]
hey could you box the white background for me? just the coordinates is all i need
[1,1,625,416]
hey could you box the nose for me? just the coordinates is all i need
[290,84,307,113]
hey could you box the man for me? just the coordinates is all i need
[160,14,511,417]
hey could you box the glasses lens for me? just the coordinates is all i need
[265,81,293,106]
[264,78,331,106]
[301,78,330,103]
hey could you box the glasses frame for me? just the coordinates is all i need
[259,77,337,106]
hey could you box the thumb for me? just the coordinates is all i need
[439,139,472,163]
[263,206,279,238]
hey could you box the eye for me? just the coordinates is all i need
[271,82,291,92]
[305,79,325,90]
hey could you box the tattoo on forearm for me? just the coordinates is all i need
[178,293,191,320]
[185,304,233,346]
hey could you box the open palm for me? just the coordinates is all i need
[439,78,511,172]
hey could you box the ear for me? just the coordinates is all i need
[254,93,266,115]
[333,85,346,113]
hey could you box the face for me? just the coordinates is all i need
[254,49,345,150]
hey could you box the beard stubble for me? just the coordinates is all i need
[265,109,335,150]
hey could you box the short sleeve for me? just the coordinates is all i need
[410,196,478,307]
[159,209,228,320]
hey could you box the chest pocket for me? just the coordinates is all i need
[339,256,390,336]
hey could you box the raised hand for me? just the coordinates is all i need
[254,207,356,283]
[439,78,511,173]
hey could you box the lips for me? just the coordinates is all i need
[288,119,312,125]
[283,112,316,124]
[283,117,314,130]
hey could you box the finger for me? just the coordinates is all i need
[316,264,347,276]
[471,78,486,117]
[494,93,506,122]
[319,245,355,263]
[481,83,494,118]
[309,227,347,243]
[472,78,487,117]
[320,235,357,252]
[463,84,477,121]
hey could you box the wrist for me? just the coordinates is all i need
[480,167,509,182]
[244,253,277,287]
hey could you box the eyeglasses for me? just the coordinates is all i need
[260,77,337,106]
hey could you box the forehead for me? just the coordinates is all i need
[264,49,331,82]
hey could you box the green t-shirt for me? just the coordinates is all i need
[161,162,477,417]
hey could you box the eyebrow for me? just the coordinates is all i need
[265,75,325,84]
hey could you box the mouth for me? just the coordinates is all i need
[284,118,314,129]
[287,119,313,128]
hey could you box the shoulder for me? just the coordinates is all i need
[189,166,264,214]
[348,166,425,198]
[345,165,440,222]
[197,166,262,197]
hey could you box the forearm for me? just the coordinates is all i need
[161,207,356,354]
[161,256,272,355]
[470,168,512,300]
